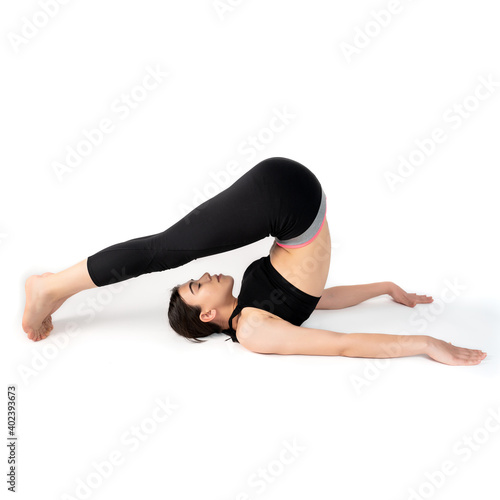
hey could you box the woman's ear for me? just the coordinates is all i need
[199,309,216,323]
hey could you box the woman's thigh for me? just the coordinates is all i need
[269,217,331,297]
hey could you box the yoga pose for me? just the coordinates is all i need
[22,157,486,366]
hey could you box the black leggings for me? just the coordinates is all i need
[87,157,324,287]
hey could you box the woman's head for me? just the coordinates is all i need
[168,272,236,342]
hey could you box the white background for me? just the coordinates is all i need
[2,1,499,499]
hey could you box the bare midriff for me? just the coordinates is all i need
[269,217,331,298]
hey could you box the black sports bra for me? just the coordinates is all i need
[223,255,321,343]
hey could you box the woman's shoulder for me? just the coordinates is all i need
[235,307,314,353]
[235,307,284,343]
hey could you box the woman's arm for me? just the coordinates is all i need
[315,282,393,309]
[237,313,486,365]
[315,282,433,309]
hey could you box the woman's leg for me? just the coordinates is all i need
[85,156,322,286]
[22,157,323,340]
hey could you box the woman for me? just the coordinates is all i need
[22,157,486,365]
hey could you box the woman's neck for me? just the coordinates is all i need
[219,296,239,330]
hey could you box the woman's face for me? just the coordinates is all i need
[178,272,234,320]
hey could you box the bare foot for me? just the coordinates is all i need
[22,273,69,342]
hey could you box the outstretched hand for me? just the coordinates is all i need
[389,283,434,308]
[426,338,487,365]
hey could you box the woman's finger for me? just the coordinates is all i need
[415,294,433,302]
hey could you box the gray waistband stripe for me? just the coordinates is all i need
[276,189,327,246]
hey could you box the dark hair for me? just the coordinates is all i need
[168,285,226,343]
